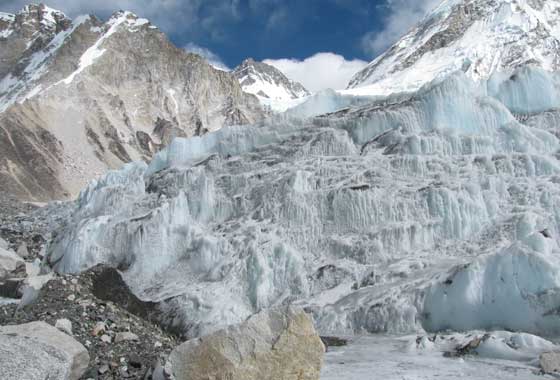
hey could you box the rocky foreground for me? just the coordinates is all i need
[0,265,177,379]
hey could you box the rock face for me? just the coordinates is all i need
[347,0,560,95]
[0,321,89,380]
[90,265,161,325]
[165,306,324,380]
[0,246,25,279]
[0,5,263,201]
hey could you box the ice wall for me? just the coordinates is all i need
[320,72,558,157]
[286,89,375,118]
[47,65,560,337]
[487,67,560,114]
[424,214,560,334]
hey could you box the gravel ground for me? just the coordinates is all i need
[0,268,177,379]
[0,192,72,259]
[0,195,178,379]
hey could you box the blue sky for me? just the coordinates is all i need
[178,0,380,65]
[3,0,440,90]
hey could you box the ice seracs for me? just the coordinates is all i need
[32,0,560,376]
[0,1,556,379]
[47,64,560,341]
[424,233,560,334]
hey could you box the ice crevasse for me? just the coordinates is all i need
[47,66,560,338]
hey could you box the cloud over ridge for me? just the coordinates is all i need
[264,53,368,92]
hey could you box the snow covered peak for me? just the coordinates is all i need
[36,4,67,23]
[0,3,71,44]
[347,0,560,96]
[0,4,262,200]
[0,12,15,38]
[20,4,66,18]
[233,58,310,109]
[0,12,15,23]
[17,3,70,32]
[106,10,151,29]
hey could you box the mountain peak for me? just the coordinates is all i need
[233,58,309,111]
[0,3,72,41]
[0,12,15,23]
[19,3,70,28]
[0,3,262,200]
[347,0,560,95]
[240,57,257,65]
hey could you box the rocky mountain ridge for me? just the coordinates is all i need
[0,4,263,201]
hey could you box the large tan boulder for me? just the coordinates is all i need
[165,306,325,380]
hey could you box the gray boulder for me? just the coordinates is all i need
[165,306,324,380]
[0,237,9,250]
[115,331,139,343]
[541,351,560,374]
[55,318,73,335]
[18,273,54,306]
[16,243,29,259]
[0,246,25,280]
[0,321,89,380]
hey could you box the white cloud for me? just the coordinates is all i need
[183,43,230,71]
[264,53,368,92]
[3,0,192,18]
[1,0,234,38]
[361,0,441,56]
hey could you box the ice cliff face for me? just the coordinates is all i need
[0,4,262,201]
[233,58,310,112]
[48,64,560,338]
[347,0,560,96]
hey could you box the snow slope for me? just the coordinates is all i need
[47,65,560,340]
[347,0,560,96]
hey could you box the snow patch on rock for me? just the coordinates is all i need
[59,12,135,85]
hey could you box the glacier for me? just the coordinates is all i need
[47,65,560,341]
